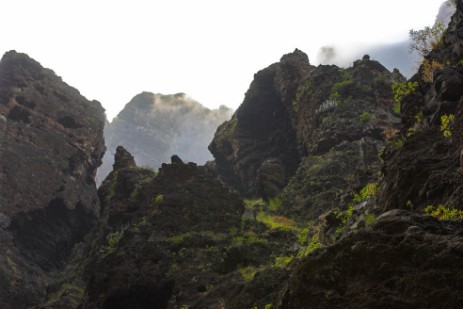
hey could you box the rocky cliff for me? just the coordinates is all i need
[278,1,463,307]
[2,2,463,308]
[210,50,402,221]
[97,92,233,184]
[0,51,105,308]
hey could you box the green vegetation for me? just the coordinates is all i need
[359,111,372,123]
[391,81,419,114]
[239,265,258,281]
[440,114,455,138]
[154,194,164,204]
[268,196,282,212]
[233,232,267,245]
[365,213,376,226]
[409,22,446,57]
[256,212,297,231]
[299,234,321,257]
[165,232,192,245]
[106,223,129,251]
[353,182,379,203]
[297,227,310,245]
[425,204,463,220]
[274,255,294,268]
[330,77,353,104]
[422,59,444,83]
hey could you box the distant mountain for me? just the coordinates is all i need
[97,92,233,183]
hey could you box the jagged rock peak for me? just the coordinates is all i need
[171,154,184,164]
[0,50,105,307]
[280,48,310,66]
[113,145,137,170]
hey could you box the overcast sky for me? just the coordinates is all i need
[0,0,447,120]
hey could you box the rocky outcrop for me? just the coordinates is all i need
[277,210,463,308]
[378,0,463,212]
[72,148,246,308]
[97,92,233,184]
[282,55,402,221]
[210,49,400,219]
[0,51,105,308]
[209,49,310,197]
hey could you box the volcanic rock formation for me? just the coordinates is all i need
[97,92,233,184]
[0,51,105,308]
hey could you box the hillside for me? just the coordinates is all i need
[97,92,233,184]
[0,1,462,308]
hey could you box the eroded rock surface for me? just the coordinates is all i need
[0,51,105,308]
[277,210,463,308]
[98,92,233,184]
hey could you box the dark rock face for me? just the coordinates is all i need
[73,149,246,308]
[282,57,401,221]
[97,92,233,184]
[211,49,400,221]
[209,49,310,197]
[378,1,463,212]
[277,210,463,308]
[0,51,105,307]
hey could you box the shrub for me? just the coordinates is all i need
[359,111,372,123]
[353,182,379,203]
[256,211,296,231]
[154,194,164,204]
[106,223,129,250]
[268,196,282,212]
[422,59,444,83]
[440,114,455,138]
[239,266,257,281]
[409,22,446,57]
[365,213,376,226]
[391,81,419,114]
[297,227,310,245]
[425,204,463,220]
[299,234,321,256]
[274,255,294,268]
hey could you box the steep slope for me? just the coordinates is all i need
[277,2,463,307]
[0,51,105,308]
[209,49,311,197]
[276,210,463,308]
[97,92,233,183]
[378,0,463,212]
[63,147,245,308]
[210,49,401,219]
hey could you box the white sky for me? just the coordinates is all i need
[0,0,445,120]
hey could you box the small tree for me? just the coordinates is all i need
[409,22,446,57]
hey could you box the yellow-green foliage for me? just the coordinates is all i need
[300,234,321,257]
[239,266,257,282]
[425,204,463,220]
[257,212,296,231]
[440,114,455,138]
[106,223,129,250]
[365,213,376,226]
[353,182,379,203]
[335,205,354,234]
[409,22,446,57]
[233,232,267,245]
[244,198,265,210]
[165,232,192,245]
[298,227,310,245]
[268,196,282,212]
[359,111,372,123]
[422,59,444,83]
[274,255,294,268]
[391,81,419,113]
[154,194,164,204]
